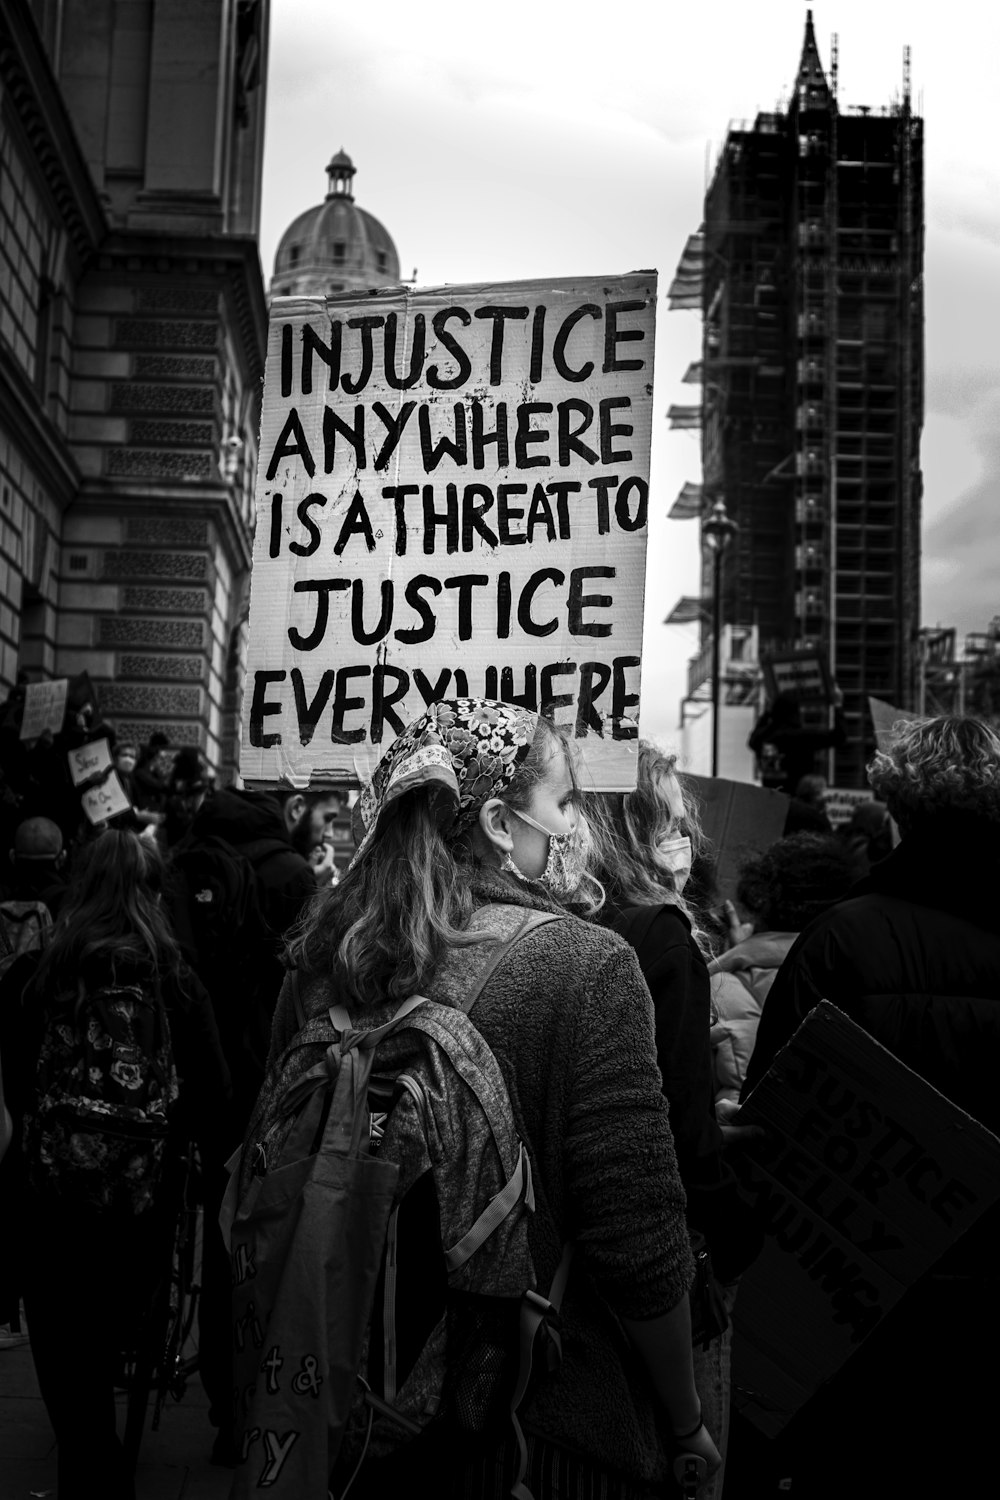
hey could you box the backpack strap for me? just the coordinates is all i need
[328,992,427,1039]
[510,1242,576,1500]
[456,907,562,1016]
[290,969,306,1030]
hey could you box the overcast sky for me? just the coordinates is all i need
[258,0,1000,748]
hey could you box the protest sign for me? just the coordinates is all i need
[687,774,789,902]
[19,679,68,741]
[761,650,832,705]
[67,737,113,787]
[868,694,919,751]
[732,1003,1000,1436]
[80,770,132,826]
[822,786,875,829]
[240,274,656,790]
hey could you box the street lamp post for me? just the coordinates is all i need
[702,498,739,778]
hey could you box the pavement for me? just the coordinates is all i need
[0,1331,235,1500]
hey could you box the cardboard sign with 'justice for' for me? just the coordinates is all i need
[240,274,655,789]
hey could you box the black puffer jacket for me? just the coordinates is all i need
[743,815,1000,1269]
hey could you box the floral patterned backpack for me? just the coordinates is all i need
[24,979,180,1214]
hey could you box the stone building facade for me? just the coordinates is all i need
[0,0,269,781]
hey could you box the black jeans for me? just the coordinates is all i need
[22,1192,174,1500]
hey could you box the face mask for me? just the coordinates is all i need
[507,807,590,899]
[656,834,693,893]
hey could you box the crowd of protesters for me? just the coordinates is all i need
[1,682,998,1500]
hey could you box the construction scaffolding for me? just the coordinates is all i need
[665,8,924,787]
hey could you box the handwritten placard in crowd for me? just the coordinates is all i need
[67,737,113,787]
[19,679,69,741]
[240,274,655,790]
[80,770,132,826]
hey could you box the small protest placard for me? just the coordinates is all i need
[80,770,132,826]
[732,1003,1000,1436]
[19,679,69,741]
[67,737,113,787]
[240,273,655,790]
[822,786,875,829]
[686,774,789,902]
[868,695,920,751]
[761,650,832,705]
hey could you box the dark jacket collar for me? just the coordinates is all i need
[853,815,1000,937]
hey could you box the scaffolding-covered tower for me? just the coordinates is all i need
[670,10,924,785]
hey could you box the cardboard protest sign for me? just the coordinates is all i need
[80,769,132,826]
[762,650,832,705]
[868,695,919,751]
[67,737,113,787]
[686,774,789,902]
[822,786,875,829]
[240,274,656,790]
[732,1003,1000,1436]
[19,679,69,741]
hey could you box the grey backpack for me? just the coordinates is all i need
[223,904,571,1499]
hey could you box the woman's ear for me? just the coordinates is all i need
[478,798,515,855]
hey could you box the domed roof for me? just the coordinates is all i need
[270,150,401,298]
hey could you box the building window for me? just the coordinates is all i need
[333,242,345,262]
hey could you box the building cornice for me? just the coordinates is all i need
[0,0,107,265]
[93,233,268,383]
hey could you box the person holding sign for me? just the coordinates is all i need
[742,715,1000,1498]
[263,698,719,1497]
[748,686,846,796]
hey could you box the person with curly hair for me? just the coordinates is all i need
[740,715,1000,1498]
[708,833,858,1111]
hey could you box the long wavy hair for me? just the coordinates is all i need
[29,830,182,1015]
[586,741,710,950]
[867,715,1000,833]
[286,716,594,1009]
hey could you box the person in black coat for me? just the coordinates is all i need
[748,686,847,795]
[742,714,1000,1499]
[586,743,762,1500]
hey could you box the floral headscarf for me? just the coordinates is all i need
[353,699,539,864]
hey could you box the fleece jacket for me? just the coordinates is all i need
[266,869,695,1485]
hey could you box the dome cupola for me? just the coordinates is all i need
[270,149,401,297]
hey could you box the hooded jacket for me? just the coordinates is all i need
[190,788,317,942]
[708,931,797,1107]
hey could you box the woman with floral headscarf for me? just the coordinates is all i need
[265,699,719,1498]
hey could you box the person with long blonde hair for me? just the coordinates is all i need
[9,829,229,1499]
[257,699,720,1498]
[585,742,762,1500]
